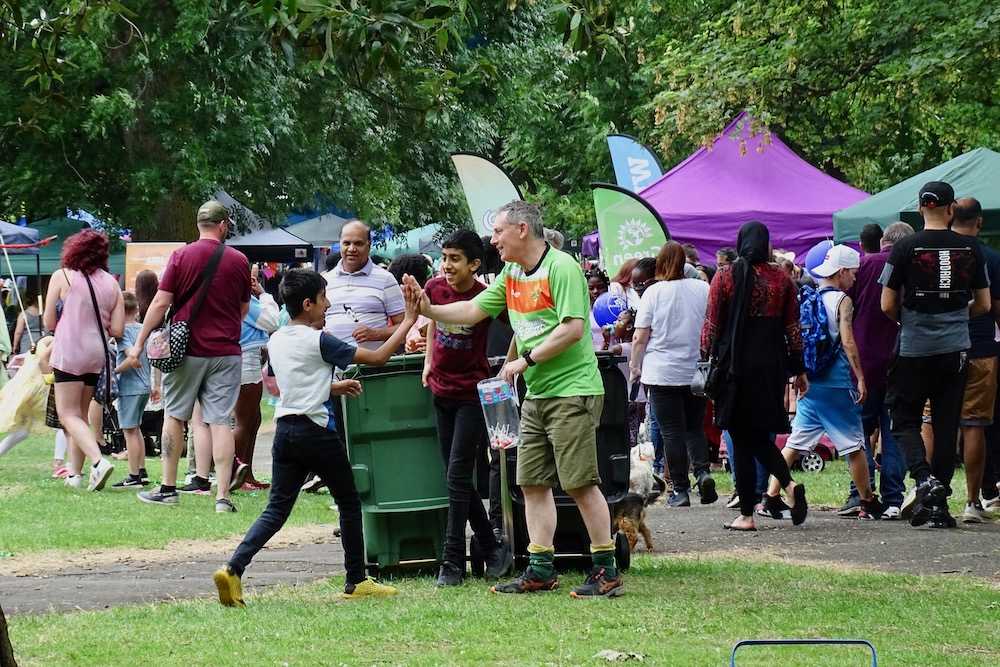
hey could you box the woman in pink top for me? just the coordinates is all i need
[43,229,125,491]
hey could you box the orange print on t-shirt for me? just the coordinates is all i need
[507,276,555,314]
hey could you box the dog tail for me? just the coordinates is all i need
[645,474,667,506]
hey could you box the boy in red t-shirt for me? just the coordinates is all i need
[422,231,513,586]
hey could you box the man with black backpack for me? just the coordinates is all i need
[759,245,886,520]
[127,200,252,512]
[881,182,991,528]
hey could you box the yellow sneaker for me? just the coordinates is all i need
[342,576,397,599]
[213,565,245,607]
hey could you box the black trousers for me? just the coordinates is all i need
[230,415,366,584]
[648,385,710,491]
[886,351,967,489]
[434,395,496,565]
[981,365,1000,500]
[728,427,793,518]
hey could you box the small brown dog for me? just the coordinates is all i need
[614,492,654,552]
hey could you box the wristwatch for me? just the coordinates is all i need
[522,349,536,367]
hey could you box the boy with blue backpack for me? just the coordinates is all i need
[759,245,885,520]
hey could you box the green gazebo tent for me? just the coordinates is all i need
[0,218,126,278]
[375,223,443,260]
[834,148,1000,243]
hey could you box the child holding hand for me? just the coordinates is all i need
[603,309,646,445]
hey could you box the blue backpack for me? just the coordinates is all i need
[798,285,842,376]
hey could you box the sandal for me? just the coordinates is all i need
[723,521,757,532]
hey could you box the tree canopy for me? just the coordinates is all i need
[1,1,998,242]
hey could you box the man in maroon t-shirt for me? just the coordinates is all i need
[422,230,513,586]
[128,200,251,512]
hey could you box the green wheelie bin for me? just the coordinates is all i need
[341,355,448,575]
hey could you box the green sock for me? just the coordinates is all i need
[591,543,616,573]
[527,543,555,578]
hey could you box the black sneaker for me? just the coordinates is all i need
[697,473,718,505]
[490,566,558,594]
[927,501,957,529]
[910,476,947,527]
[569,566,624,599]
[300,474,326,493]
[725,492,740,509]
[483,541,514,579]
[179,476,211,494]
[789,483,808,526]
[229,459,250,493]
[667,489,691,507]
[137,488,179,506]
[837,495,862,517]
[755,493,790,520]
[435,561,464,587]
[859,495,886,521]
[111,475,148,489]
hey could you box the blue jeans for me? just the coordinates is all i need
[434,395,496,565]
[229,415,366,584]
[650,411,664,474]
[847,386,906,506]
[723,429,768,498]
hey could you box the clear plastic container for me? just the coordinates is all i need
[477,377,521,450]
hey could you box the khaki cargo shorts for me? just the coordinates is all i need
[517,394,603,491]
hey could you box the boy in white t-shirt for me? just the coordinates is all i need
[214,268,419,606]
[760,245,884,521]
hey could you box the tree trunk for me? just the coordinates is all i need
[131,192,199,243]
[0,603,17,667]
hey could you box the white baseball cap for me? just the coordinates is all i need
[812,244,860,278]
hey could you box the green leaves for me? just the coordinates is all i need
[642,0,1000,192]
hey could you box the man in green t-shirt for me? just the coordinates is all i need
[405,200,621,598]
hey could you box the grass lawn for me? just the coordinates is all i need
[0,399,342,558]
[4,406,996,666]
[7,556,1000,666]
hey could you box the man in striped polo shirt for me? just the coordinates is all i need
[406,200,622,598]
[323,220,405,350]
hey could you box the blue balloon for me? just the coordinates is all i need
[805,240,834,279]
[593,292,629,328]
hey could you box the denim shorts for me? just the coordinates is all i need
[117,393,150,430]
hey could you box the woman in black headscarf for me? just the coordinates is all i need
[701,221,808,530]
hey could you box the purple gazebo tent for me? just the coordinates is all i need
[638,112,869,261]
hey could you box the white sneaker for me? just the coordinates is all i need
[87,459,114,491]
[65,474,83,489]
[962,502,992,524]
[881,505,901,520]
[982,496,1000,511]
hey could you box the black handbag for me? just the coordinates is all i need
[147,243,225,372]
[690,360,714,398]
[83,273,118,406]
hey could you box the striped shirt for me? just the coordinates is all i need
[323,258,405,349]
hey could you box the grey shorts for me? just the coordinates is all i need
[117,393,150,430]
[163,355,241,425]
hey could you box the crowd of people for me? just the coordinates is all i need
[2,179,997,607]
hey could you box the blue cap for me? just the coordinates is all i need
[805,240,835,279]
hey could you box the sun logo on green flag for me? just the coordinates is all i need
[617,218,653,249]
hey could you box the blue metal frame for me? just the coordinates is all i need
[731,639,877,666]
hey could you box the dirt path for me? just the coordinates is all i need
[3,424,998,617]
[3,500,998,617]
